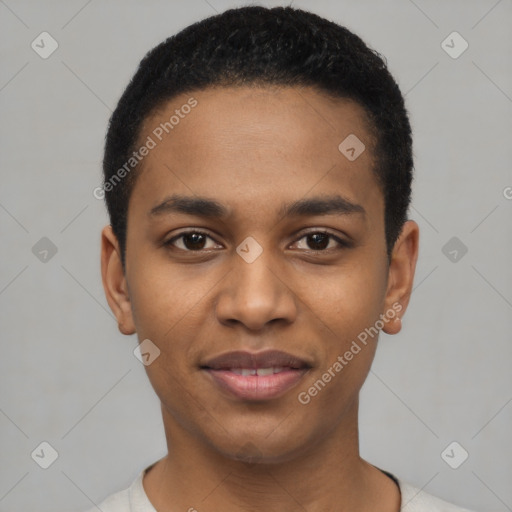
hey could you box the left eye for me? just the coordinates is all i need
[293,232,346,251]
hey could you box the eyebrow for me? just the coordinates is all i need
[148,194,365,220]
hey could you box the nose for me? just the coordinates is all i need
[215,248,298,332]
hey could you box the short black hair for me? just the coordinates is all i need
[102,6,413,268]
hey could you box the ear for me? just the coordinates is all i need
[101,225,136,335]
[382,220,419,335]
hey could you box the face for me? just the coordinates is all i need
[102,85,418,463]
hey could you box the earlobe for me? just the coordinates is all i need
[382,220,419,335]
[100,225,136,335]
[382,315,402,335]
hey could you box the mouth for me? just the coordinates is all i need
[200,350,312,401]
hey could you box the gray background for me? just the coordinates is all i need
[1,0,511,511]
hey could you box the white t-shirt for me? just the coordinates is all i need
[84,464,474,512]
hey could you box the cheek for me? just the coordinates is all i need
[127,250,204,336]
[296,277,384,420]
[299,255,388,337]
[126,256,221,389]
[296,255,387,396]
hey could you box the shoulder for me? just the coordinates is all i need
[83,466,476,512]
[82,467,156,512]
[83,486,131,512]
[398,478,474,512]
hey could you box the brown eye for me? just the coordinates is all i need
[182,232,207,250]
[166,231,220,251]
[294,231,347,251]
[305,233,330,250]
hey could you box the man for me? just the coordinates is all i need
[92,6,473,511]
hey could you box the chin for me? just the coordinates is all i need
[203,422,316,466]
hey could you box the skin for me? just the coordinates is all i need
[101,85,419,512]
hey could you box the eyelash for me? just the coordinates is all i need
[164,229,350,253]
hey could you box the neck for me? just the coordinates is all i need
[143,398,400,512]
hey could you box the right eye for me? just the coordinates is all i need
[164,230,223,252]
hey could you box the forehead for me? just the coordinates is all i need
[130,85,381,219]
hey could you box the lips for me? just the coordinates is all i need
[202,350,311,371]
[200,350,312,401]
